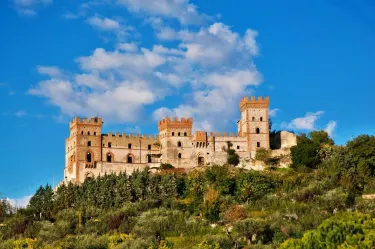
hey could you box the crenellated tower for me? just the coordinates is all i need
[65,117,103,183]
[158,117,193,164]
[239,96,270,152]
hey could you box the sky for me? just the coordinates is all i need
[1,0,375,206]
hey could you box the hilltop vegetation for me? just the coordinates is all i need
[1,132,375,249]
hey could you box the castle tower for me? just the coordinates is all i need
[158,117,193,165]
[65,117,103,183]
[239,96,270,152]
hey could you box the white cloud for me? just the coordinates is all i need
[117,42,138,52]
[14,0,52,16]
[7,195,32,208]
[87,16,121,31]
[37,66,62,77]
[283,111,324,131]
[29,3,262,131]
[269,108,280,117]
[116,0,207,25]
[325,121,337,136]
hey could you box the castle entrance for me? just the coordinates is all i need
[197,156,205,167]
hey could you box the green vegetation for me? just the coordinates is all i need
[1,132,375,248]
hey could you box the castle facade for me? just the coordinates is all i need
[64,96,296,183]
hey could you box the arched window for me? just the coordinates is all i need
[178,153,181,159]
[107,153,112,162]
[184,132,187,136]
[256,128,260,134]
[127,154,134,163]
[260,117,263,121]
[178,132,180,136]
[87,141,91,146]
[81,131,84,135]
[178,141,182,147]
[252,117,255,121]
[172,132,175,136]
[94,132,97,135]
[86,152,92,162]
[108,142,112,148]
[88,131,90,135]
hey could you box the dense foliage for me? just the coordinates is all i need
[1,133,375,249]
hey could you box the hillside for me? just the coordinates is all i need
[1,132,375,249]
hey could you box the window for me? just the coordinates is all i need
[108,142,112,148]
[178,153,181,159]
[256,128,260,134]
[260,117,263,121]
[128,143,132,149]
[88,141,91,146]
[178,132,180,136]
[86,152,92,162]
[237,146,240,149]
[148,144,151,150]
[107,153,112,162]
[81,131,84,135]
[257,142,260,148]
[184,132,187,136]
[147,155,152,163]
[94,132,96,135]
[252,117,255,121]
[88,131,90,135]
[178,141,182,147]
[172,132,175,136]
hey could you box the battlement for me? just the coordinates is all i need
[158,116,193,131]
[103,132,157,139]
[213,132,243,137]
[193,131,207,141]
[70,116,103,128]
[239,96,269,111]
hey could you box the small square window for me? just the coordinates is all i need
[237,146,240,149]
[128,143,132,149]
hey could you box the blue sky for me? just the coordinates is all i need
[1,0,375,205]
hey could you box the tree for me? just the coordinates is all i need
[233,218,272,245]
[280,212,375,248]
[226,141,240,166]
[309,130,334,146]
[346,135,375,177]
[28,185,54,220]
[290,134,321,169]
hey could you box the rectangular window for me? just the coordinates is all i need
[128,143,132,149]
[237,145,240,149]
[108,142,111,148]
[88,141,91,146]
[257,142,260,148]
[148,144,151,150]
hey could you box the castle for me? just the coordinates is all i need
[64,96,297,183]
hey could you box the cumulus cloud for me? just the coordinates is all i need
[325,121,337,136]
[14,0,52,16]
[7,195,32,208]
[284,111,324,130]
[29,3,262,130]
[269,108,280,117]
[86,16,121,31]
[116,0,208,25]
[37,66,62,77]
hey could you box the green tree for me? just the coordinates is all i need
[226,141,240,166]
[290,134,321,169]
